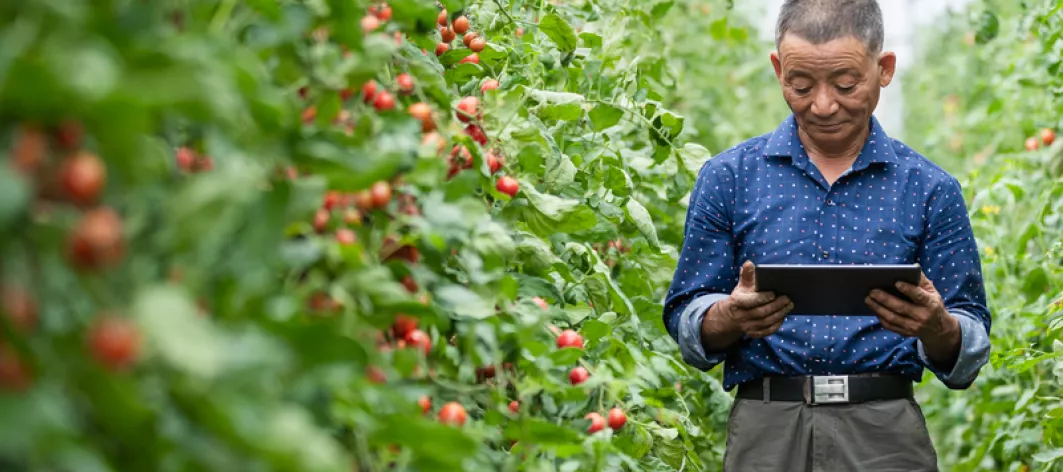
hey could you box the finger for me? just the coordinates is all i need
[919,271,935,291]
[738,261,756,289]
[732,290,776,309]
[745,296,793,321]
[869,289,920,319]
[894,281,933,307]
[749,304,792,332]
[865,297,917,335]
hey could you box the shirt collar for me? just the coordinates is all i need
[762,114,898,170]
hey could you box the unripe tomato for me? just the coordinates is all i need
[1,284,37,333]
[1025,137,1039,151]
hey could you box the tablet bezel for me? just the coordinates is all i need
[752,263,922,316]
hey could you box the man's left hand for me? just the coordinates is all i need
[865,272,957,343]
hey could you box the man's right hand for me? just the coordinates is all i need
[701,261,794,350]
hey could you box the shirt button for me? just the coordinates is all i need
[826,199,835,206]
[821,250,830,259]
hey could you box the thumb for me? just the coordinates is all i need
[738,261,756,288]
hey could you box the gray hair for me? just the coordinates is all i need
[775,0,884,54]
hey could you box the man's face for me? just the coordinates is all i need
[771,35,896,151]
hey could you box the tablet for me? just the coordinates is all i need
[753,264,921,316]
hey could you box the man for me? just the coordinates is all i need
[663,1,991,471]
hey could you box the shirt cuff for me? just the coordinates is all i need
[677,293,731,371]
[917,309,991,389]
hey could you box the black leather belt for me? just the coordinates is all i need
[736,374,914,405]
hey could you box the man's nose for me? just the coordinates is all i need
[810,88,838,117]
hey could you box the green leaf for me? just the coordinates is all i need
[503,417,583,445]
[589,104,624,131]
[435,285,495,319]
[1033,448,1063,463]
[548,347,585,365]
[519,183,598,236]
[134,285,226,380]
[678,142,712,175]
[545,154,577,192]
[0,166,29,231]
[539,13,578,52]
[581,319,611,342]
[625,199,660,248]
[538,102,582,121]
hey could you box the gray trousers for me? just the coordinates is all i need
[723,397,939,472]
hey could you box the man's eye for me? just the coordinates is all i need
[793,86,812,95]
[837,85,855,93]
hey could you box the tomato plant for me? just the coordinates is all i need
[0,0,780,470]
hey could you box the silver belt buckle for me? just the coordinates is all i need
[811,375,850,405]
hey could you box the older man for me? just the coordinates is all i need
[663,1,991,470]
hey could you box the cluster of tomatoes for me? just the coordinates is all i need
[551,320,627,433]
[1024,128,1056,151]
[2,123,142,391]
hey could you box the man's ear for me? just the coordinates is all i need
[878,51,897,87]
[771,51,784,85]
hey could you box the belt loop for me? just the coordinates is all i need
[762,377,770,404]
[803,375,812,405]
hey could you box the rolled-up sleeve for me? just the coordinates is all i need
[916,177,992,389]
[664,157,740,372]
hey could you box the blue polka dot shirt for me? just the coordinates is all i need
[664,114,992,391]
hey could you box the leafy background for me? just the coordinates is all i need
[0,0,1060,471]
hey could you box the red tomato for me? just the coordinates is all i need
[557,329,584,349]
[405,329,431,355]
[607,408,627,430]
[470,37,486,52]
[59,151,107,206]
[362,80,378,104]
[463,32,477,47]
[334,228,356,245]
[176,146,197,171]
[452,16,470,34]
[464,124,487,145]
[438,10,448,26]
[396,73,415,94]
[532,296,548,310]
[456,96,479,123]
[373,90,395,111]
[459,53,479,65]
[12,125,47,174]
[585,412,605,433]
[1025,137,1039,151]
[375,5,392,21]
[361,15,380,32]
[418,395,431,414]
[407,102,435,132]
[480,79,499,93]
[67,207,125,271]
[0,348,30,391]
[569,366,589,385]
[88,315,140,372]
[1042,128,1056,146]
[496,176,519,197]
[486,152,503,174]
[508,400,520,413]
[440,26,456,43]
[392,314,418,338]
[313,208,330,233]
[367,365,387,384]
[370,181,392,208]
[435,43,449,56]
[1,284,38,333]
[438,401,466,426]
